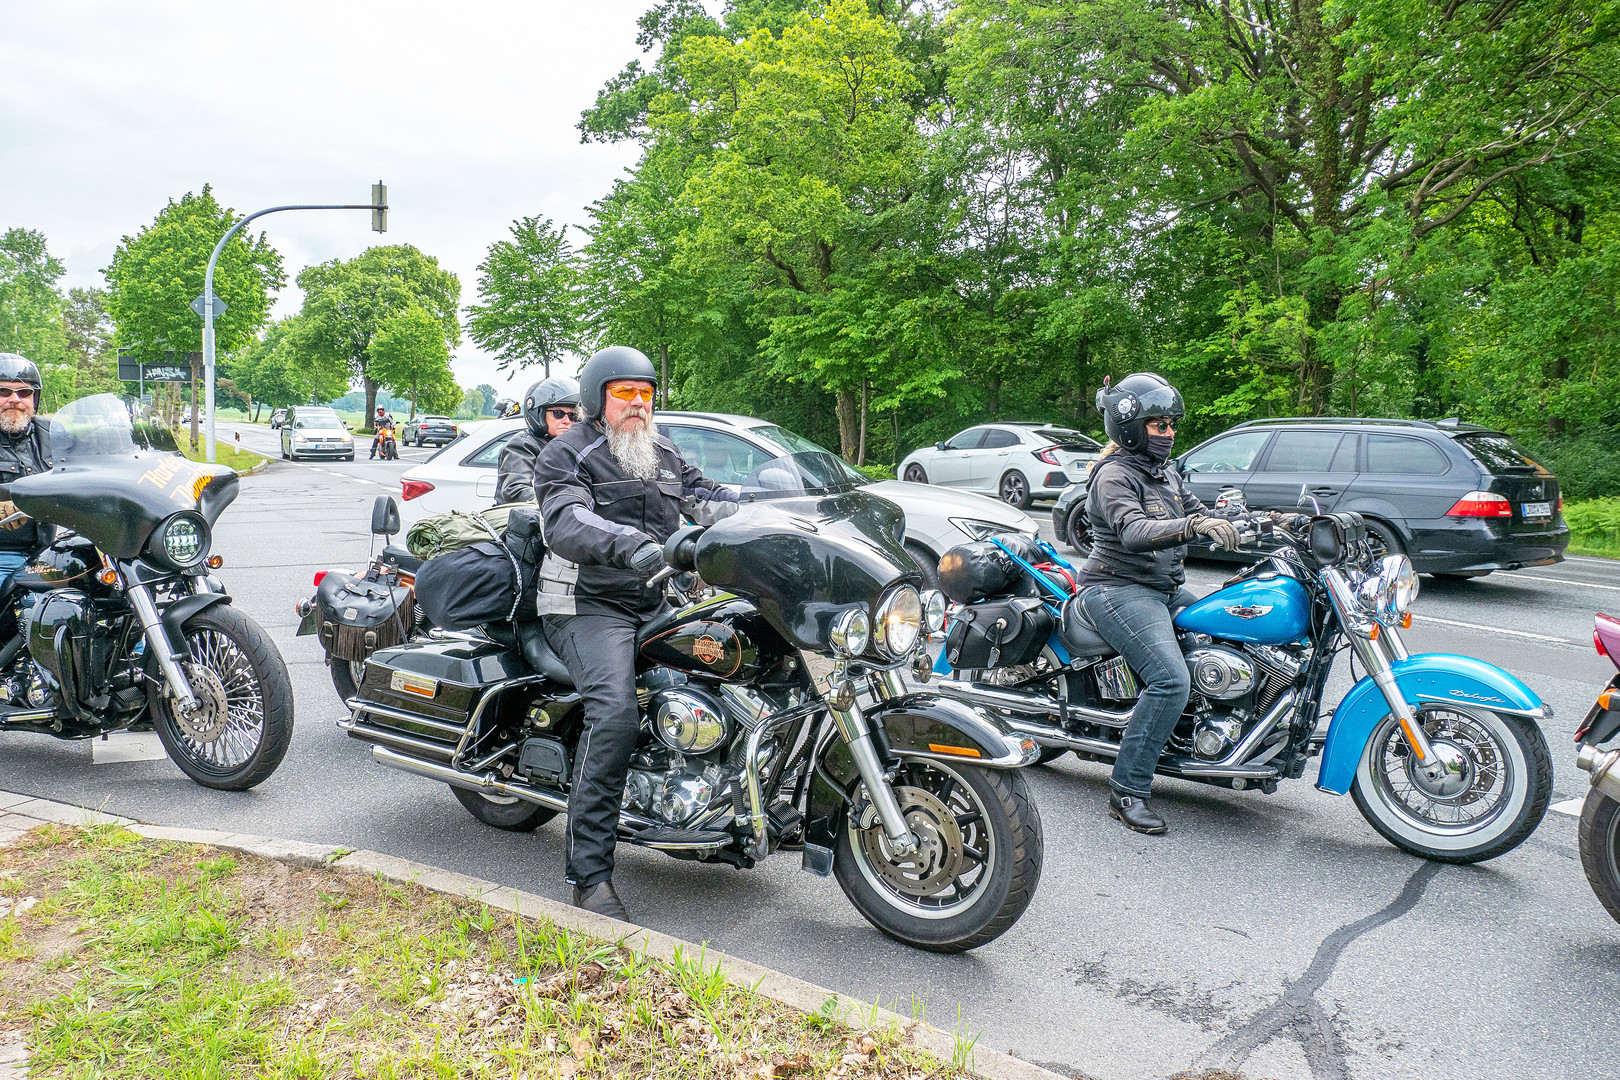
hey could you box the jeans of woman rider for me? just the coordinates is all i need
[1076,582,1195,799]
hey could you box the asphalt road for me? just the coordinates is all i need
[5,426,1618,1080]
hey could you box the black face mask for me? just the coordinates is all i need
[1145,433,1176,463]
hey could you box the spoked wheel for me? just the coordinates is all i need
[1579,788,1620,924]
[834,757,1042,952]
[329,657,367,704]
[451,786,558,832]
[148,604,294,791]
[1350,704,1551,863]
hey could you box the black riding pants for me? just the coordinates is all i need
[544,611,648,888]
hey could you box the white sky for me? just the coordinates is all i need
[0,0,655,398]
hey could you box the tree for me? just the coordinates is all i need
[0,227,73,407]
[62,287,121,399]
[474,383,499,415]
[230,317,349,418]
[465,217,583,375]
[104,186,284,444]
[371,305,457,419]
[295,245,461,420]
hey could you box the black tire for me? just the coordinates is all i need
[416,435,425,447]
[344,454,354,462]
[451,785,558,832]
[148,604,295,791]
[904,542,940,591]
[1362,518,1404,559]
[834,758,1042,952]
[329,657,366,704]
[903,463,928,484]
[1579,788,1620,924]
[1350,705,1552,863]
[998,471,1032,510]
[1061,500,1092,556]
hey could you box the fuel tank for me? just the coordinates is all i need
[11,538,99,593]
[638,594,785,681]
[1175,574,1312,646]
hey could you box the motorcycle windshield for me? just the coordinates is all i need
[51,393,139,462]
[735,452,866,501]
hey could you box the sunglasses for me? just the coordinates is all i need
[606,385,655,404]
[0,387,35,401]
[1146,420,1176,435]
[547,408,577,421]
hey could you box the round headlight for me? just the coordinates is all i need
[159,514,209,568]
[1382,554,1419,615]
[829,607,870,657]
[921,588,946,634]
[875,586,923,658]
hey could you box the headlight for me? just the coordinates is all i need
[829,607,870,657]
[293,434,309,444]
[951,518,1018,542]
[874,586,923,658]
[1359,554,1418,624]
[156,513,210,568]
[921,588,946,634]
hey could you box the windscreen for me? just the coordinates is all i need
[52,394,138,463]
[747,426,870,486]
[1454,433,1542,473]
[737,452,866,500]
[297,412,346,430]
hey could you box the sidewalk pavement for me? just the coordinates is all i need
[0,790,1065,1080]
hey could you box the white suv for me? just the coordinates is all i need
[899,423,1101,509]
[395,411,1038,585]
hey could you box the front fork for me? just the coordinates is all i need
[1321,567,1438,768]
[125,580,199,711]
[826,663,919,855]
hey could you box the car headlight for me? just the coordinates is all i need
[951,518,1018,542]
[293,434,309,444]
[829,607,870,657]
[874,585,923,658]
[155,513,210,568]
[921,588,946,634]
[1359,554,1418,624]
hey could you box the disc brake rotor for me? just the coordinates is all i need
[858,785,964,898]
[174,662,230,742]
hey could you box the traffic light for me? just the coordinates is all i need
[372,182,388,233]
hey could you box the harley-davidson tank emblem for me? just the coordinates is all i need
[692,635,726,665]
[1224,604,1273,620]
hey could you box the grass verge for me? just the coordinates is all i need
[171,432,269,475]
[0,825,965,1079]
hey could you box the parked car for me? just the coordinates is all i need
[899,423,1101,509]
[269,408,287,430]
[280,405,355,461]
[1052,417,1568,580]
[401,414,458,447]
[395,412,1038,585]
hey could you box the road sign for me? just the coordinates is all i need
[372,182,387,233]
[116,350,199,383]
[190,293,228,319]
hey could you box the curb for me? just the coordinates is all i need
[0,790,1062,1080]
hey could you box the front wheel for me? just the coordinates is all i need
[904,542,939,591]
[834,758,1042,952]
[1350,705,1551,863]
[148,604,295,791]
[452,785,558,832]
[1062,500,1092,556]
[903,463,928,484]
[1579,787,1620,924]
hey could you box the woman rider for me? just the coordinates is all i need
[1076,373,1246,835]
[495,376,580,504]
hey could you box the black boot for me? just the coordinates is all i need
[1109,792,1168,835]
[572,881,629,921]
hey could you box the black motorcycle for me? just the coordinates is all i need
[339,453,1044,952]
[0,394,294,789]
[1577,612,1620,923]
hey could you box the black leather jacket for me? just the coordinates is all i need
[495,429,548,504]
[0,420,53,552]
[1080,449,1209,591]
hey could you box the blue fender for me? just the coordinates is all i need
[1316,653,1544,795]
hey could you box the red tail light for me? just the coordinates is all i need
[1034,446,1061,466]
[1598,629,1610,658]
[1446,491,1511,517]
[313,570,329,587]
[401,479,434,501]
[1557,495,1563,514]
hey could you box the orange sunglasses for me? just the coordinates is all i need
[607,384,655,403]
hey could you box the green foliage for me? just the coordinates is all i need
[225,317,348,413]
[371,304,460,418]
[1563,498,1620,558]
[466,216,583,374]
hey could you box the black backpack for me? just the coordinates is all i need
[413,506,547,632]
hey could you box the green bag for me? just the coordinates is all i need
[405,501,534,559]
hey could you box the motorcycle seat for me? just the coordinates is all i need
[1058,587,1197,661]
[477,621,574,686]
[380,545,421,574]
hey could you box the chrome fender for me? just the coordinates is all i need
[1315,653,1544,795]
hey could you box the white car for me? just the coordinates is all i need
[395,412,1037,585]
[899,423,1102,509]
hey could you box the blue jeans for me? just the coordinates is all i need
[0,551,28,593]
[1078,582,1192,799]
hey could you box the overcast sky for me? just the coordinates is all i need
[0,0,656,398]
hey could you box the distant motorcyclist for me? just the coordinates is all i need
[0,354,52,590]
[369,406,394,460]
[495,377,579,504]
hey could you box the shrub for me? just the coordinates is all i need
[1521,429,1620,501]
[1564,497,1620,552]
[855,463,896,481]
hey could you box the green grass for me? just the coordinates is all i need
[0,825,964,1080]
[1563,498,1620,559]
[171,431,269,475]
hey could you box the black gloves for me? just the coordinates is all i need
[1184,513,1241,551]
[629,542,667,581]
[1267,511,1311,537]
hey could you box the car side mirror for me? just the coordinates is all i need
[935,440,947,451]
[370,495,401,537]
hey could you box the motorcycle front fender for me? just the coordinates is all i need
[161,591,232,661]
[1316,653,1545,795]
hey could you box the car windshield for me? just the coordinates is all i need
[53,394,138,462]
[1454,432,1542,473]
[737,452,866,500]
[297,413,344,430]
[747,425,869,486]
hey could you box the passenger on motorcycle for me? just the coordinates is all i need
[495,376,579,504]
[532,346,738,920]
[0,354,51,592]
[369,406,394,459]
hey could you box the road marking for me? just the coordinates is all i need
[1409,613,1580,646]
[1517,574,1620,593]
[1550,797,1584,817]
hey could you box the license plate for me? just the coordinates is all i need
[1521,501,1551,519]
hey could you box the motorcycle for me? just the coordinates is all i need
[1576,612,1620,922]
[374,422,399,461]
[0,394,294,789]
[933,493,1553,863]
[338,453,1045,951]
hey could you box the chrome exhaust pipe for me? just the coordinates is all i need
[938,681,1135,728]
[1578,744,1620,803]
[1002,718,1121,758]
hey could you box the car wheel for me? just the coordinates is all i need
[1362,519,1404,559]
[998,471,1031,510]
[904,542,940,590]
[416,435,424,447]
[1062,501,1092,557]
[904,463,929,484]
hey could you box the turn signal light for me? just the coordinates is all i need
[205,555,223,569]
[1400,612,1412,629]
[401,479,434,501]
[1600,689,1615,711]
[927,743,982,758]
[1367,623,1381,641]
[1446,491,1512,517]
[98,569,120,586]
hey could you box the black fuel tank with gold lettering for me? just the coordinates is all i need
[638,595,788,681]
[11,537,99,593]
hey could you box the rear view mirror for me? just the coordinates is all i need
[370,495,401,537]
[1214,486,1246,512]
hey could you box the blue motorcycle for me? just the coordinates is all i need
[930,510,1553,863]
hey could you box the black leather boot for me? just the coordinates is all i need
[1109,792,1168,835]
[572,881,630,921]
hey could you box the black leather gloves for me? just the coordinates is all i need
[1184,513,1241,551]
[629,542,667,581]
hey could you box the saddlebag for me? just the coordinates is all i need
[944,596,1053,670]
[312,571,415,662]
[937,535,1042,604]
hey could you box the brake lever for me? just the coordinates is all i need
[646,565,678,588]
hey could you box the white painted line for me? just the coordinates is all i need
[1410,613,1580,646]
[92,732,168,764]
[1550,797,1584,817]
[1517,574,1620,592]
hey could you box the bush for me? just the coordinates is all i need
[1521,429,1620,501]
[855,462,896,481]
[1564,498,1620,558]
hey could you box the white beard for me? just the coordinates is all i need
[606,420,659,480]
[0,409,32,436]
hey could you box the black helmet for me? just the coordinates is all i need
[578,346,657,421]
[522,376,580,435]
[1095,372,1184,452]
[0,353,42,390]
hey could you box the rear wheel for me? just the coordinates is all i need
[834,758,1042,952]
[329,657,366,704]
[1350,704,1551,863]
[1362,519,1403,559]
[903,463,928,484]
[1579,788,1620,924]
[452,786,557,832]
[998,471,1031,510]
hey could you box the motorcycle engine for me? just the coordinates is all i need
[1184,647,1255,700]
[622,757,728,826]
[624,684,735,827]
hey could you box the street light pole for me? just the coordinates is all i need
[202,183,387,463]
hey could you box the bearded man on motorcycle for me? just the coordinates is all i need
[495,376,579,503]
[0,354,52,592]
[532,346,739,920]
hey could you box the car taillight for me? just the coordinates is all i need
[1034,446,1061,466]
[1557,495,1563,514]
[401,479,435,501]
[1446,491,1511,517]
